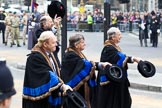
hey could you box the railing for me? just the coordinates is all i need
[67,21,139,32]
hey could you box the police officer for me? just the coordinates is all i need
[150,11,160,47]
[10,12,21,47]
[4,11,12,46]
[0,58,16,108]
[0,9,6,44]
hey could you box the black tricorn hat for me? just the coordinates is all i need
[65,90,88,108]
[137,60,156,78]
[47,0,66,19]
[104,64,125,83]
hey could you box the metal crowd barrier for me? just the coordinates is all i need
[66,22,139,32]
[67,22,104,32]
[93,23,104,32]
[67,22,77,31]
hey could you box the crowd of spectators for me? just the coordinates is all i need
[66,9,162,32]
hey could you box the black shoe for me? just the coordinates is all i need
[17,44,21,47]
[10,43,13,47]
[23,42,25,45]
[13,42,16,45]
[5,42,7,46]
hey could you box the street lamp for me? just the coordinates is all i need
[104,0,111,42]
[61,0,67,62]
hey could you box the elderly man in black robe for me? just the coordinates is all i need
[97,27,141,108]
[22,31,72,108]
[61,34,111,108]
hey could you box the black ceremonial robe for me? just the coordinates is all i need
[23,45,63,108]
[97,40,133,108]
[60,49,97,108]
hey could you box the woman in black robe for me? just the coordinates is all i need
[97,27,141,108]
[61,34,110,108]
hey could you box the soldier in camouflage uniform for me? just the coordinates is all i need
[22,12,28,45]
[10,12,21,47]
[4,11,13,46]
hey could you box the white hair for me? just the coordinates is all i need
[107,27,120,38]
[40,15,51,21]
[37,31,55,47]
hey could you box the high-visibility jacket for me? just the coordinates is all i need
[87,15,93,24]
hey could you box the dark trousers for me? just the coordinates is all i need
[152,32,158,47]
[129,21,132,32]
[88,24,93,32]
[139,30,147,47]
[0,23,6,43]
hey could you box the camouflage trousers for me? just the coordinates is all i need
[22,25,27,43]
[5,26,12,43]
[12,27,20,45]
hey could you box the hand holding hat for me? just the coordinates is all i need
[53,14,62,28]
[132,56,143,63]
[99,62,112,69]
[61,84,73,95]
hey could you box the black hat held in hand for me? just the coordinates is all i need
[47,0,66,18]
[0,59,16,102]
[104,64,125,83]
[137,60,156,78]
[65,90,88,108]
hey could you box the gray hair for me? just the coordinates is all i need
[69,34,84,48]
[40,15,53,28]
[37,31,55,47]
[107,27,120,39]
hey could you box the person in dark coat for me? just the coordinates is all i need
[60,34,111,108]
[150,11,160,47]
[138,14,149,47]
[22,31,72,108]
[0,9,6,44]
[35,15,62,67]
[97,27,141,108]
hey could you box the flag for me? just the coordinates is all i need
[31,0,34,12]
[31,0,38,13]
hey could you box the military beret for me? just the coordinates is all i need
[33,2,39,8]
[47,0,66,18]
[13,12,17,14]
